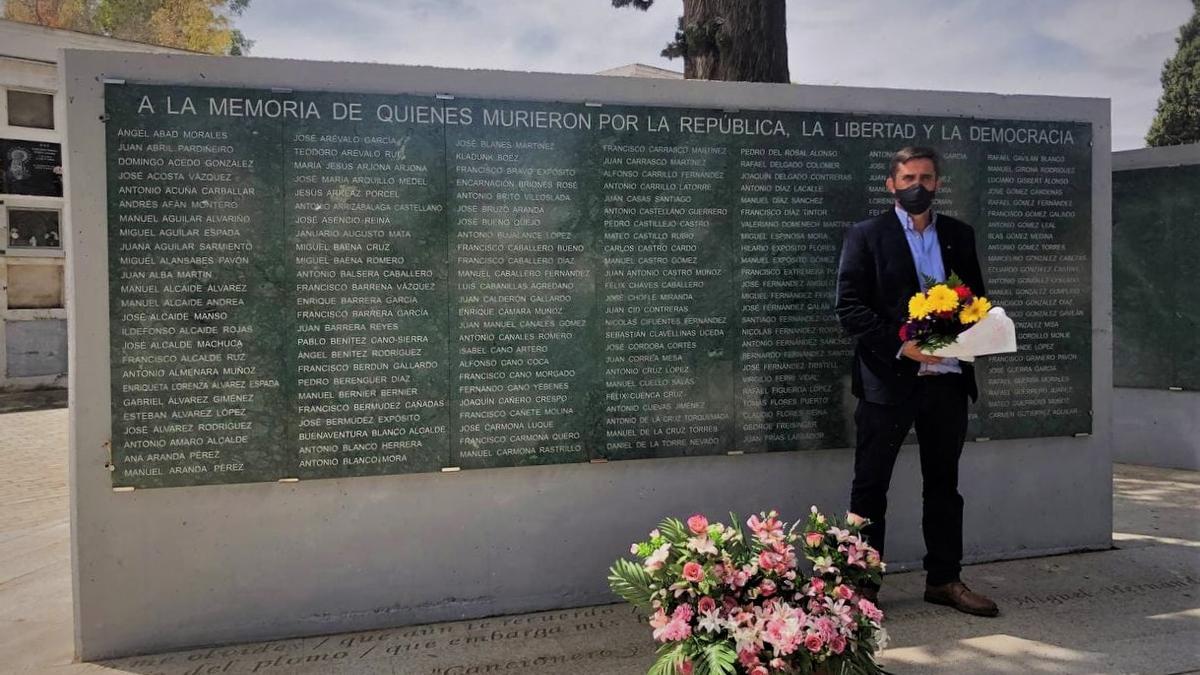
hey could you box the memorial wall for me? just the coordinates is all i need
[104,83,1094,488]
[67,51,1112,660]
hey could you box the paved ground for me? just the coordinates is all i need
[2,407,1198,674]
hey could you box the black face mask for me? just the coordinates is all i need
[894,184,935,215]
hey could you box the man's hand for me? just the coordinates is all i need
[901,340,944,365]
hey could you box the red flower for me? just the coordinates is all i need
[955,285,972,300]
[898,324,911,341]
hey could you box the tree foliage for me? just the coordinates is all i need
[3,0,93,31]
[1147,0,1199,146]
[613,0,789,83]
[2,0,253,55]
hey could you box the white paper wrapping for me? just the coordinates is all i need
[924,307,1017,362]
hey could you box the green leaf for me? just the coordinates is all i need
[607,558,656,609]
[659,517,691,544]
[918,332,959,351]
[648,643,686,675]
[728,511,746,544]
[701,642,737,675]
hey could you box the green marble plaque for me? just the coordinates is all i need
[1114,164,1200,391]
[107,84,290,487]
[105,82,1094,488]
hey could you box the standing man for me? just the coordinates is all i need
[834,146,999,617]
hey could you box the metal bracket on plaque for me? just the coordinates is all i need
[102,440,117,474]
[441,466,462,473]
[727,450,745,456]
[585,102,603,108]
[278,477,300,483]
[102,78,126,85]
[589,458,609,464]
[974,436,991,442]
[113,486,135,493]
[435,94,455,101]
[1169,386,1184,392]
[271,87,293,94]
[1073,432,1090,438]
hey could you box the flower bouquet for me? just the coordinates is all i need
[608,508,887,675]
[900,273,1015,361]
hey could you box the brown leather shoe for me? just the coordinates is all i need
[924,581,999,617]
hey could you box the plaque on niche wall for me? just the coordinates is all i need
[1,139,63,196]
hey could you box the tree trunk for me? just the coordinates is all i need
[681,0,789,83]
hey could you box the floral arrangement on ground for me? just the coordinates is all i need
[609,508,888,675]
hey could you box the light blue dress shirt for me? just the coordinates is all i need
[896,206,961,375]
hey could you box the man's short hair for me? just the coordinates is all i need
[890,146,940,178]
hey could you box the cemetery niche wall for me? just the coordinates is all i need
[105,83,1094,488]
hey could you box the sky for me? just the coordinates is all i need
[235,0,1194,151]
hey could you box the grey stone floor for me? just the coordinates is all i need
[3,408,1198,674]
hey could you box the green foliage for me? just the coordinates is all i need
[921,271,965,290]
[607,558,657,609]
[727,511,746,544]
[648,643,686,675]
[918,332,959,351]
[3,0,95,31]
[229,27,253,55]
[657,516,692,544]
[699,642,737,675]
[3,0,253,55]
[661,14,724,61]
[97,0,251,54]
[1147,0,1200,146]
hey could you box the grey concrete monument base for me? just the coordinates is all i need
[62,49,1113,660]
[1113,389,1200,471]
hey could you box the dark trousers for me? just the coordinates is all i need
[850,374,968,587]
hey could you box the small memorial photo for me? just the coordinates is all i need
[1,139,64,197]
[6,208,62,250]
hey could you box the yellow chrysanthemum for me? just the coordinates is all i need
[959,296,992,324]
[926,284,960,313]
[908,293,930,320]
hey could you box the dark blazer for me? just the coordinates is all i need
[834,210,987,405]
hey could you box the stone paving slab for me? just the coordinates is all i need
[3,408,1198,675]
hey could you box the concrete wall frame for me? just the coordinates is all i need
[63,49,1114,660]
